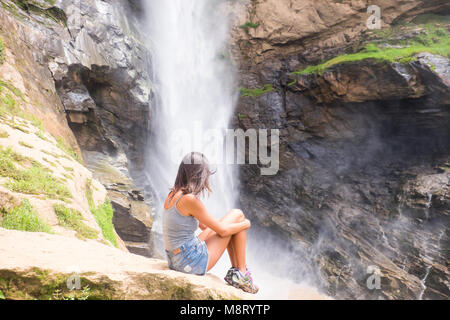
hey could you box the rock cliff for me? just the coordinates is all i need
[0,0,153,256]
[230,0,450,299]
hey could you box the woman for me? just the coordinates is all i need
[163,152,259,294]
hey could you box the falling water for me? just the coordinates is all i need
[142,0,239,272]
[142,0,328,299]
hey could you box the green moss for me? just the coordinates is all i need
[240,84,275,98]
[53,204,99,240]
[61,172,73,180]
[42,157,56,167]
[410,13,450,25]
[40,149,65,159]
[0,146,27,177]
[85,179,117,247]
[0,269,113,300]
[10,0,67,25]
[0,129,9,138]
[0,38,5,65]
[0,80,25,102]
[63,166,74,173]
[19,141,33,149]
[56,136,82,163]
[35,130,49,142]
[292,24,450,76]
[5,165,72,201]
[240,21,259,30]
[0,146,72,201]
[0,79,43,131]
[0,198,52,233]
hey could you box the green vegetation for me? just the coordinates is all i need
[0,146,72,201]
[19,140,33,149]
[0,38,5,65]
[56,136,82,163]
[0,198,52,233]
[63,166,74,173]
[292,24,450,76]
[240,84,275,98]
[0,80,25,102]
[52,286,91,300]
[41,149,65,159]
[410,13,450,25]
[42,157,57,167]
[9,0,67,25]
[0,267,114,300]
[35,130,50,142]
[53,204,99,240]
[61,172,73,180]
[0,79,44,134]
[0,129,9,138]
[240,21,260,30]
[86,179,117,247]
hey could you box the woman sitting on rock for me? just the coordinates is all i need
[163,152,258,294]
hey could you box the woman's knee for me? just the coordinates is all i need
[229,209,245,222]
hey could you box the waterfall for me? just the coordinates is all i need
[142,0,238,269]
[142,0,327,299]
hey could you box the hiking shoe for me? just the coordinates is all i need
[230,268,259,294]
[224,267,238,285]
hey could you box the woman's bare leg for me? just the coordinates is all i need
[230,226,247,273]
[198,209,248,272]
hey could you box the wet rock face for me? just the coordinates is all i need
[49,0,152,170]
[3,0,151,178]
[236,56,450,299]
[231,1,450,299]
[0,0,153,256]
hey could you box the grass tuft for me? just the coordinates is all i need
[0,129,9,138]
[1,198,52,233]
[85,179,117,247]
[0,38,5,65]
[53,204,99,240]
[240,84,275,98]
[56,137,82,163]
[240,21,259,30]
[0,146,72,201]
[19,141,33,149]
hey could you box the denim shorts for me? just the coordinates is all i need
[166,237,209,276]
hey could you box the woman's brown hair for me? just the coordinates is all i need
[169,152,215,201]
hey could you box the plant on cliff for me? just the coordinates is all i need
[292,24,450,76]
[0,80,25,102]
[0,38,5,65]
[85,179,117,247]
[240,84,275,98]
[53,204,99,240]
[0,129,9,138]
[19,140,33,149]
[240,21,259,30]
[56,136,82,163]
[0,198,52,233]
[0,146,72,201]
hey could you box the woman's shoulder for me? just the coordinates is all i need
[177,193,201,207]
[165,192,198,208]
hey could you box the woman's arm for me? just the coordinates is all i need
[179,195,250,237]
